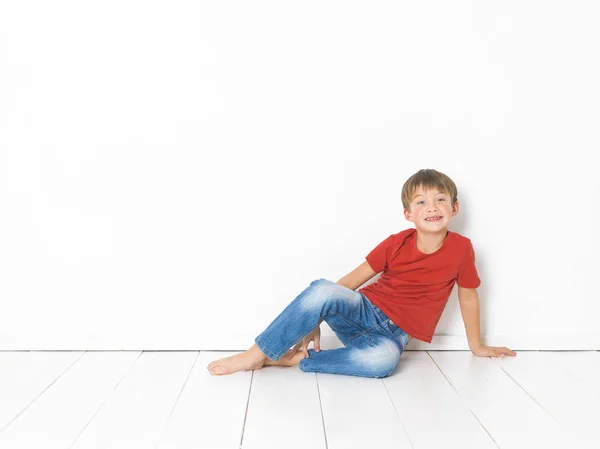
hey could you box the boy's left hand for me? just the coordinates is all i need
[471,345,517,358]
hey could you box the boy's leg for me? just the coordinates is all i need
[207,278,358,375]
[208,278,389,376]
[254,279,377,362]
[297,333,404,378]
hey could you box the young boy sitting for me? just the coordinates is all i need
[208,168,516,378]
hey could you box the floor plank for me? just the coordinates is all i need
[430,351,600,449]
[317,372,412,449]
[493,351,600,449]
[384,351,497,449]
[429,351,592,449]
[546,351,600,394]
[70,351,197,449]
[241,365,325,449]
[157,351,252,449]
[0,351,140,448]
[0,351,83,432]
[1,350,598,449]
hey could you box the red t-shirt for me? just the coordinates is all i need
[358,228,481,343]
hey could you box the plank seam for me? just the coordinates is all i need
[68,351,143,449]
[315,373,329,449]
[381,378,415,449]
[427,351,501,449]
[494,362,563,427]
[239,368,254,449]
[156,351,201,445]
[0,351,86,434]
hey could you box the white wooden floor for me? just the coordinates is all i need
[0,350,599,449]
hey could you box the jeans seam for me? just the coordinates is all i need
[255,336,279,361]
[341,331,372,346]
[366,322,408,351]
[364,321,384,333]
[333,312,374,344]
[380,319,408,342]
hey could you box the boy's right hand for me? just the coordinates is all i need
[289,324,321,359]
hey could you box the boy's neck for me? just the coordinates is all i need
[415,229,449,254]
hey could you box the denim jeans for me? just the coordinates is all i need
[255,278,411,378]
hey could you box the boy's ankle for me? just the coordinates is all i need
[249,344,268,360]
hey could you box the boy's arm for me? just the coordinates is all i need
[336,261,378,291]
[458,286,517,358]
[457,287,482,350]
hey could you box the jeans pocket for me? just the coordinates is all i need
[386,318,400,334]
[329,312,374,345]
[386,319,411,346]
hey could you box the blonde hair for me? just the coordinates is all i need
[401,169,458,210]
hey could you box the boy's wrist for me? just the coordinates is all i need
[469,340,482,352]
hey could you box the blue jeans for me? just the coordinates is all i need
[255,278,411,378]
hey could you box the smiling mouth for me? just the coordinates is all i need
[425,216,442,222]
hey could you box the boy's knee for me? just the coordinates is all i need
[300,279,333,309]
[299,278,361,317]
[309,278,331,287]
[304,278,347,305]
[376,362,400,377]
[306,279,338,300]
[356,342,401,378]
[365,360,399,378]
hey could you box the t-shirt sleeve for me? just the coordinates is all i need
[365,234,395,274]
[457,241,481,288]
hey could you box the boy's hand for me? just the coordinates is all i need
[289,324,321,359]
[471,345,517,358]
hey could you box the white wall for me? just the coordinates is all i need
[1,1,598,350]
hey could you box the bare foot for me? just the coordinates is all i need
[207,344,269,375]
[207,345,307,375]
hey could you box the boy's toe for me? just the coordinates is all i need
[208,365,225,375]
[207,363,225,375]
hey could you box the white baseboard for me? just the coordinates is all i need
[407,334,600,351]
[199,333,600,352]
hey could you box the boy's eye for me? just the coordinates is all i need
[417,198,446,205]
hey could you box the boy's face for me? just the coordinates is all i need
[403,185,459,232]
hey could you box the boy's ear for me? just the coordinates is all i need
[404,208,413,222]
[452,200,460,216]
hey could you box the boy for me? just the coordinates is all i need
[208,169,516,377]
